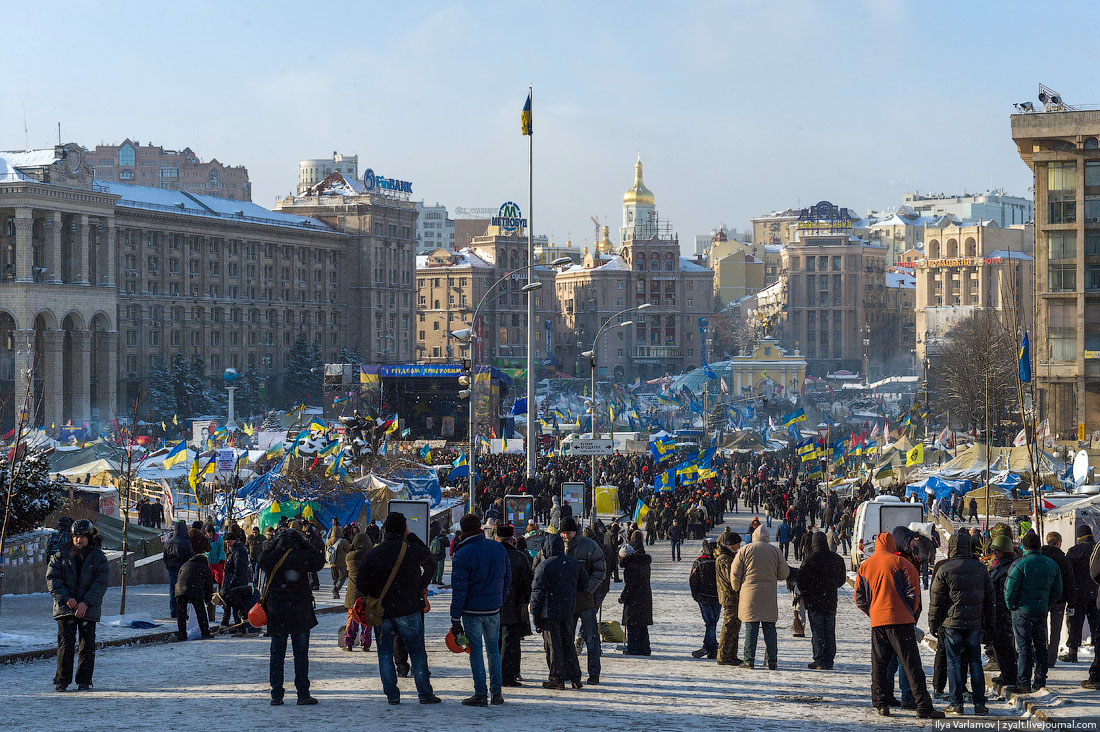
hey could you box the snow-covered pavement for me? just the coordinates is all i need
[2,516,1032,731]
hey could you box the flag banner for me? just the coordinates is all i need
[521,92,532,135]
[905,443,924,467]
[782,408,806,426]
[1019,331,1031,384]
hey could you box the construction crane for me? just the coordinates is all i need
[590,216,601,246]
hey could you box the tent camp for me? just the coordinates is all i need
[905,475,972,501]
[1044,495,1100,545]
[931,443,1065,481]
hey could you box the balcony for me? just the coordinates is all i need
[633,345,681,363]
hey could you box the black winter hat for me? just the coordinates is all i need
[459,514,482,534]
[383,512,407,533]
[1077,524,1094,539]
[495,524,515,539]
[559,516,579,533]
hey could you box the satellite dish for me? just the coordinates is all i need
[1073,449,1090,486]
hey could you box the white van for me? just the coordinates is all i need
[850,495,925,571]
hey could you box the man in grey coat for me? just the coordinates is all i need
[46,519,109,692]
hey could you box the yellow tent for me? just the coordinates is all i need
[594,485,620,516]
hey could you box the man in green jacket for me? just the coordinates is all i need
[1005,532,1062,693]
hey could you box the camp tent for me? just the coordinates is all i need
[905,475,972,501]
[1044,494,1100,546]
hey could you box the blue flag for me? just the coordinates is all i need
[511,398,528,415]
[782,408,806,426]
[1019,331,1031,384]
[702,362,717,379]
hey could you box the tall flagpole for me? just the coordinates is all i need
[525,84,536,480]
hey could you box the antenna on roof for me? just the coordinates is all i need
[22,102,28,149]
[57,122,61,146]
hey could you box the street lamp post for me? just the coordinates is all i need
[581,302,652,525]
[452,257,571,514]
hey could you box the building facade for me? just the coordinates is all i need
[298,153,358,195]
[414,202,455,252]
[275,172,418,364]
[901,189,1032,228]
[707,233,765,308]
[1012,110,1100,438]
[88,139,251,201]
[553,158,714,382]
[907,221,1034,365]
[0,144,349,430]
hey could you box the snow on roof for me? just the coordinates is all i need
[987,249,1033,261]
[97,180,331,231]
[0,148,58,182]
[764,244,782,253]
[415,248,493,269]
[886,272,916,289]
[871,213,934,228]
[679,258,709,272]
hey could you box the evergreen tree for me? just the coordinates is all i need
[189,355,212,415]
[170,352,191,417]
[235,354,262,418]
[285,334,313,405]
[1,450,65,537]
[145,356,176,422]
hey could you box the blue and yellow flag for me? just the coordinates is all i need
[163,441,188,469]
[654,469,675,492]
[419,444,432,463]
[782,408,806,426]
[521,92,532,136]
[1019,331,1031,384]
[633,501,650,524]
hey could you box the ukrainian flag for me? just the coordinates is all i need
[633,500,650,524]
[654,469,675,492]
[188,454,215,492]
[162,441,188,469]
[782,408,806,426]
[419,444,432,463]
[521,92,532,136]
[1019,331,1031,384]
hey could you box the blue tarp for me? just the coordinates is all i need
[394,470,442,506]
[905,475,972,501]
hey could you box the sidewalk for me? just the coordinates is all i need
[1,574,355,662]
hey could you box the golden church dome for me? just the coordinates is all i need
[622,155,654,206]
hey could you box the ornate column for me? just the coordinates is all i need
[40,329,64,427]
[13,329,35,415]
[69,330,91,423]
[104,217,116,287]
[13,208,33,282]
[48,211,62,283]
[102,331,119,424]
[77,214,91,285]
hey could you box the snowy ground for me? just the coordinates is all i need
[0,515,1051,732]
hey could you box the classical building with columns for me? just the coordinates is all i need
[0,143,367,432]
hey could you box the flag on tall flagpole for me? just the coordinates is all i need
[521,92,532,136]
[1019,331,1031,384]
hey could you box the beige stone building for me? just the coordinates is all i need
[1012,110,1100,438]
[88,139,251,201]
[415,231,557,376]
[552,158,714,381]
[0,144,356,431]
[707,233,765,308]
[751,208,802,248]
[907,220,1034,365]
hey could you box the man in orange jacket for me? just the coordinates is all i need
[855,532,944,719]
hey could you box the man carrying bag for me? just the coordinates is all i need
[355,512,440,705]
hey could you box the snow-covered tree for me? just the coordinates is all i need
[0,450,65,537]
[284,334,314,405]
[144,356,176,421]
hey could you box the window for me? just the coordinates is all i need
[1087,161,1100,187]
[119,169,134,180]
[1087,197,1100,223]
[1050,199,1076,224]
[1049,263,1076,292]
[1087,265,1100,291]
[1048,301,1076,361]
[126,330,137,346]
[1048,231,1076,259]
[1049,162,1077,191]
[119,144,135,167]
[806,257,815,272]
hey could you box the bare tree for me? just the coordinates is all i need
[932,310,1018,438]
[710,307,763,359]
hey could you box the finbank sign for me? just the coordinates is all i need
[363,168,413,195]
[492,201,527,232]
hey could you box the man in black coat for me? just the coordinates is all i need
[530,533,588,690]
[162,520,193,619]
[497,525,533,687]
[355,512,439,705]
[175,553,214,640]
[1041,531,1076,669]
[689,539,720,659]
[1062,525,1098,664]
[258,526,326,706]
[988,535,1018,686]
[798,531,846,670]
[46,519,109,691]
[928,531,995,716]
[220,532,253,630]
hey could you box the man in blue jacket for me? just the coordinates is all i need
[450,513,511,707]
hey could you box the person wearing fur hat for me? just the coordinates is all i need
[46,519,108,692]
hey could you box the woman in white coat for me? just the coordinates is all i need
[730,525,790,669]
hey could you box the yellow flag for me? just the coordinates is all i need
[173,414,179,426]
[270,500,281,514]
[242,422,255,437]
[905,443,924,467]
[302,503,315,520]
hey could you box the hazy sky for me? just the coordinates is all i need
[6,1,1097,252]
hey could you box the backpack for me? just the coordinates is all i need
[326,543,339,564]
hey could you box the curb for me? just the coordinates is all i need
[0,603,349,666]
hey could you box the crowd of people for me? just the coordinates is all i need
[39,443,1100,719]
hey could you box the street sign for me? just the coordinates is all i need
[569,438,613,456]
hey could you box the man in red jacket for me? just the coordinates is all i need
[855,532,944,719]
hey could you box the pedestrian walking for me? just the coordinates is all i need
[342,530,374,651]
[356,512,440,705]
[497,524,534,687]
[668,519,683,561]
[854,532,943,718]
[928,531,994,716]
[1005,531,1062,693]
[450,514,511,707]
[325,520,350,600]
[798,531,846,670]
[530,533,588,689]
[777,520,791,561]
[258,524,326,705]
[731,525,790,670]
[429,525,449,585]
[46,519,109,692]
[246,526,265,585]
[618,544,653,656]
[1082,540,1100,689]
[689,538,720,659]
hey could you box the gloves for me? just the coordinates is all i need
[534,621,545,634]
[451,619,464,638]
